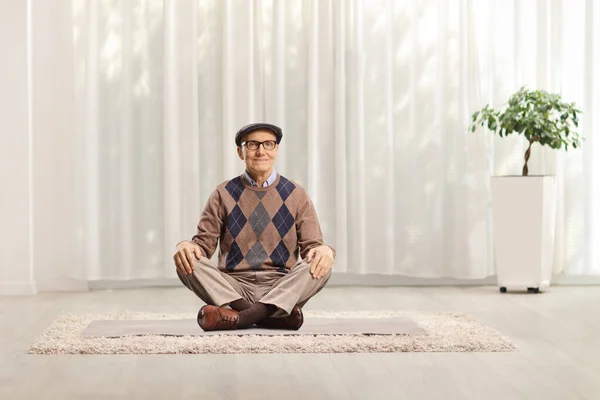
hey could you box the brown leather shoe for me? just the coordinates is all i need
[256,305,303,330]
[197,305,240,331]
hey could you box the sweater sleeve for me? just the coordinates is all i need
[190,189,224,259]
[294,188,336,260]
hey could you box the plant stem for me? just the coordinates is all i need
[522,140,533,176]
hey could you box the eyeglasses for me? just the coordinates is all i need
[242,140,277,151]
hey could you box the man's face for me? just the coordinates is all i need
[237,130,278,175]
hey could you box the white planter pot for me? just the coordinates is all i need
[491,176,556,293]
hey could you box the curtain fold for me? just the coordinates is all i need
[59,0,599,281]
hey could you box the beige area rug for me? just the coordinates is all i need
[27,311,517,354]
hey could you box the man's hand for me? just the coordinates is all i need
[173,241,202,275]
[306,245,334,279]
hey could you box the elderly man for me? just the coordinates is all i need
[174,123,335,331]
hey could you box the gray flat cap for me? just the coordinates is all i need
[235,123,283,146]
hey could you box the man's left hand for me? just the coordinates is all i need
[306,245,334,279]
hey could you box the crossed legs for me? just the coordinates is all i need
[177,256,331,330]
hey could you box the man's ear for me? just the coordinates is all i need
[237,146,244,160]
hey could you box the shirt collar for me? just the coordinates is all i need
[243,169,277,187]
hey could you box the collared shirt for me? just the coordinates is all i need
[243,169,277,187]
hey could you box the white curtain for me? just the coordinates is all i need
[62,0,599,281]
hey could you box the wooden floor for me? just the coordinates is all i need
[1,286,600,400]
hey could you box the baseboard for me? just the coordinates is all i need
[35,279,89,292]
[328,273,498,286]
[0,281,38,295]
[87,272,600,290]
[551,274,600,285]
[89,278,181,290]
[8,274,598,294]
[88,274,499,290]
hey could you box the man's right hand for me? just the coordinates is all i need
[173,241,202,275]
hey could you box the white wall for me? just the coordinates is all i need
[0,0,87,294]
[0,0,36,294]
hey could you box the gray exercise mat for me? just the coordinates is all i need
[83,317,424,337]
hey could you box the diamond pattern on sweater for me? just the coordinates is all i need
[225,177,244,202]
[275,176,296,202]
[270,241,290,273]
[246,241,268,270]
[215,174,315,273]
[272,204,294,238]
[227,204,246,238]
[249,202,270,237]
[226,241,244,271]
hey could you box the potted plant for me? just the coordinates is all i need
[470,87,582,293]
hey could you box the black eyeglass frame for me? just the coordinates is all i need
[241,140,278,150]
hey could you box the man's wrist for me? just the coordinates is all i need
[327,245,336,259]
[318,244,335,259]
[176,240,191,250]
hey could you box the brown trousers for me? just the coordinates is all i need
[177,256,331,317]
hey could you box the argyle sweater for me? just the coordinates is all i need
[191,174,334,273]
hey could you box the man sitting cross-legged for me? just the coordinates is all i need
[173,122,335,331]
